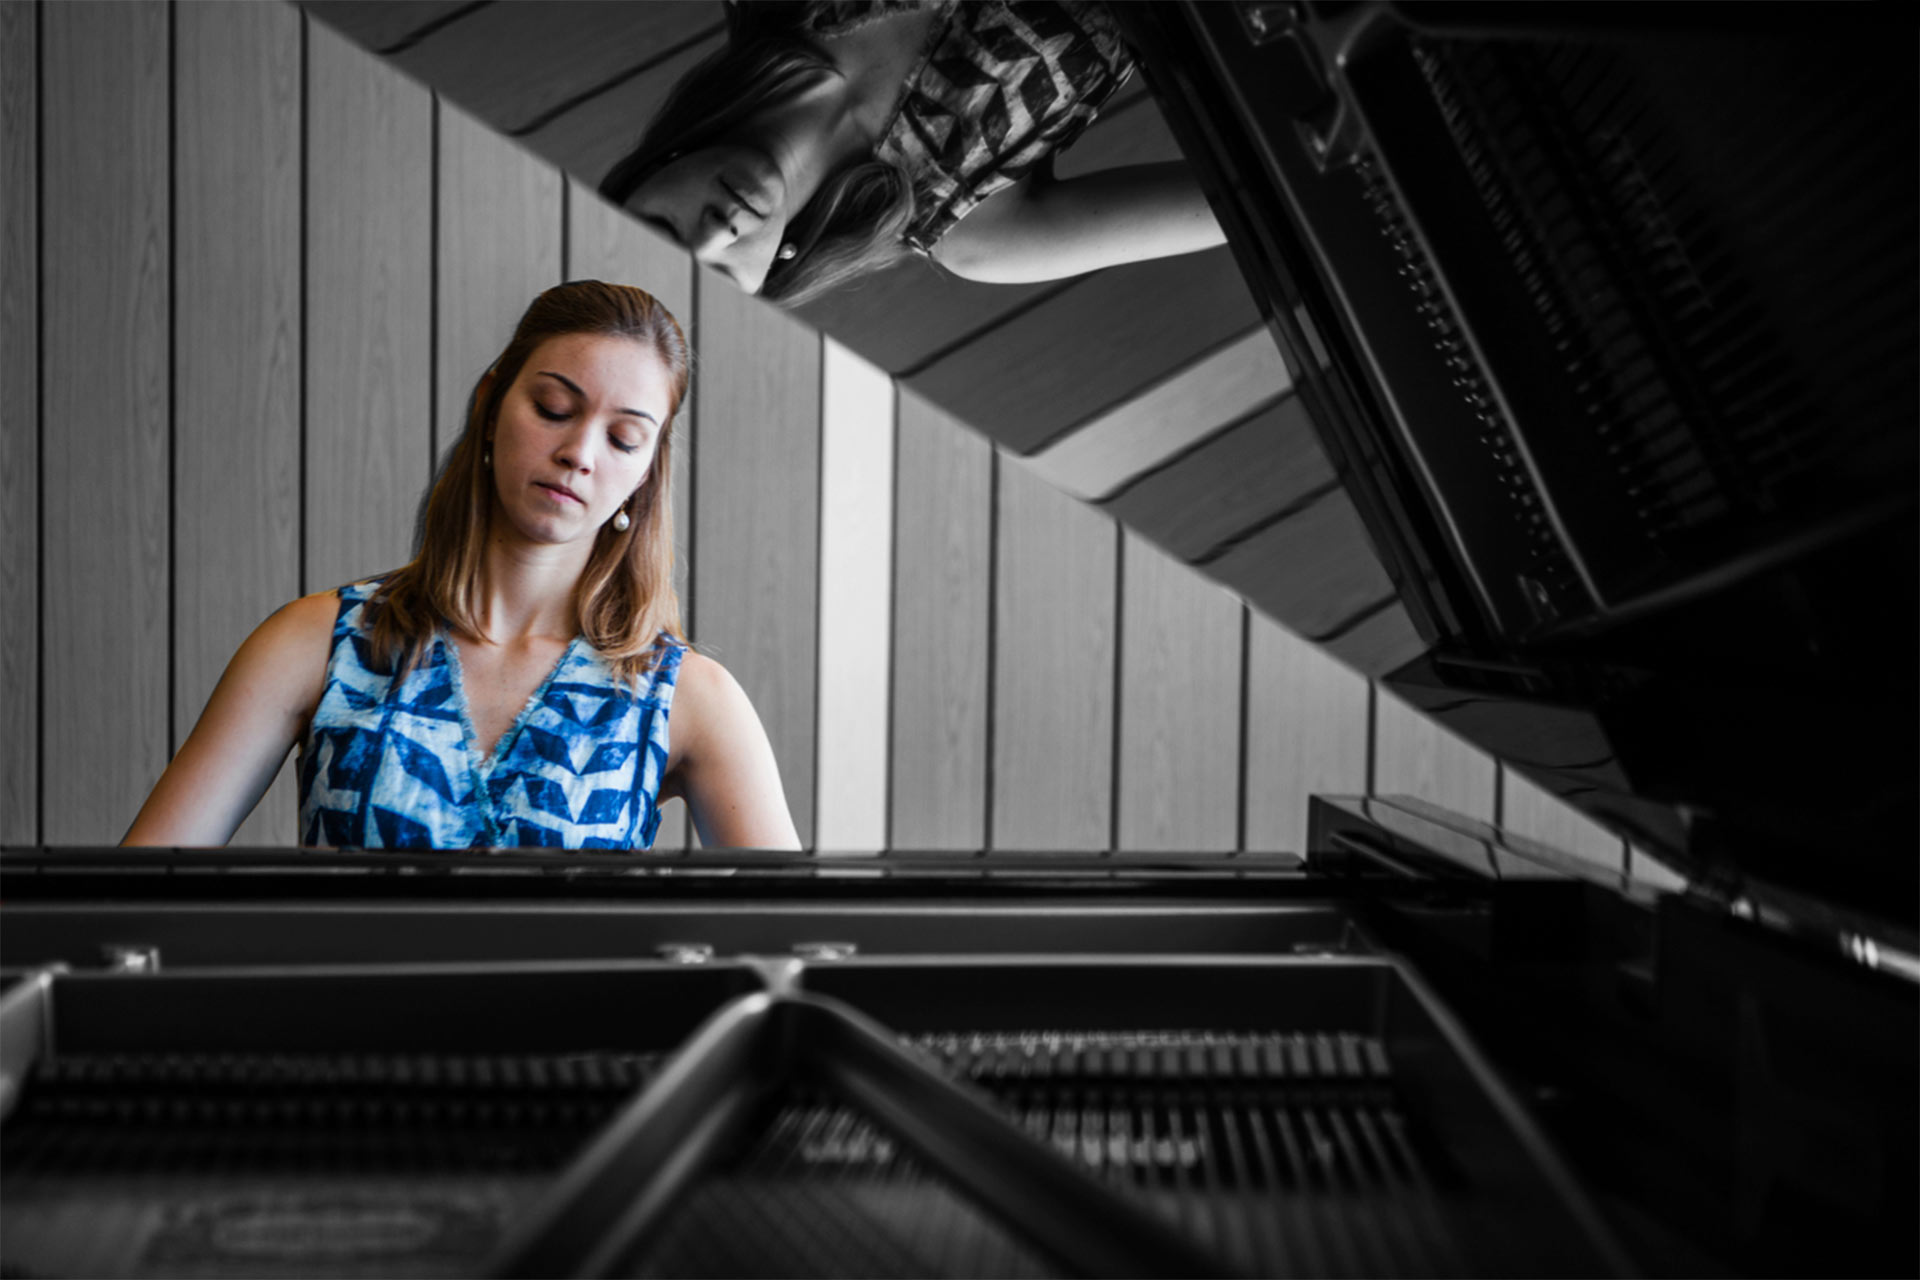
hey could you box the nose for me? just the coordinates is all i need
[551,425,593,474]
[688,204,742,258]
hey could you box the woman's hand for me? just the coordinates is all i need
[931,160,1227,284]
[661,652,803,850]
[119,593,335,847]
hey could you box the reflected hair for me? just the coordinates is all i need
[371,280,691,686]
[597,5,917,306]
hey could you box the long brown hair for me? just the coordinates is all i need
[596,5,917,306]
[369,280,691,686]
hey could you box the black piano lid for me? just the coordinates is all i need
[1120,0,1919,935]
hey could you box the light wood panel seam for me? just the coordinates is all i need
[982,448,999,851]
[166,0,177,753]
[34,0,44,844]
[1107,523,1124,855]
[558,168,570,278]
[1189,477,1342,567]
[298,9,308,597]
[893,276,1083,382]
[428,91,439,471]
[1019,325,1261,459]
[809,337,826,849]
[503,23,727,139]
[1236,604,1250,852]
[370,1,490,57]
[1365,680,1378,798]
[1091,388,1295,507]
[884,378,901,848]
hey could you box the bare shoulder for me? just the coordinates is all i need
[673,648,738,701]
[249,589,340,662]
[666,649,768,762]
[225,589,341,720]
[669,650,750,735]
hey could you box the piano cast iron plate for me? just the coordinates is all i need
[0,956,1627,1278]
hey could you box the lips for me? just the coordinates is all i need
[536,482,583,505]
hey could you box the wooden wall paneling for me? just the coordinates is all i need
[814,341,894,853]
[792,260,1058,381]
[435,98,562,463]
[1102,393,1331,560]
[889,389,990,850]
[1244,611,1371,852]
[1117,531,1242,852]
[692,276,820,846]
[566,180,697,849]
[1500,764,1626,875]
[175,0,304,845]
[1202,490,1413,667]
[1052,83,1180,178]
[305,19,433,594]
[41,2,170,845]
[906,249,1260,455]
[531,35,722,190]
[387,1,722,135]
[993,456,1116,851]
[1319,602,1425,680]
[0,0,37,842]
[1025,328,1291,503]
[1373,684,1498,823]
[299,2,479,56]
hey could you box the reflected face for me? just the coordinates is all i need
[625,142,791,294]
[487,333,672,548]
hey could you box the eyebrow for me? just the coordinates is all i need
[536,372,658,424]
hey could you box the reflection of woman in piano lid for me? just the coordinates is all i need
[122,281,801,853]
[599,0,1226,304]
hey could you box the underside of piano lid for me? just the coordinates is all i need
[1122,0,1919,936]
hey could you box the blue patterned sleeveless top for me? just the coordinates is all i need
[298,580,685,850]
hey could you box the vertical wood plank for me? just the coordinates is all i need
[434,98,562,463]
[566,179,697,849]
[1117,531,1242,852]
[175,0,303,845]
[993,455,1115,851]
[1244,611,1371,851]
[692,275,819,846]
[1373,685,1498,822]
[1500,765,1626,874]
[890,389,990,850]
[305,18,432,594]
[814,340,893,852]
[42,1,170,844]
[0,0,38,842]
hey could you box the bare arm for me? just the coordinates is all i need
[660,652,802,850]
[931,160,1226,284]
[120,593,336,847]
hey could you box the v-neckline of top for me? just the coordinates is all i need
[441,631,582,778]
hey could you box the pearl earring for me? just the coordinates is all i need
[777,242,797,261]
[483,448,491,467]
[612,507,631,532]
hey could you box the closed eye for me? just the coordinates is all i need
[535,403,569,422]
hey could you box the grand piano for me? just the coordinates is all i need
[3,2,1915,1276]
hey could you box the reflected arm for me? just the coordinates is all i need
[119,594,335,847]
[930,160,1226,284]
[660,652,803,851]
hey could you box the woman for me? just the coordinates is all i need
[122,281,800,851]
[599,0,1225,304]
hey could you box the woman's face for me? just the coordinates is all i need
[625,141,791,294]
[487,333,673,548]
